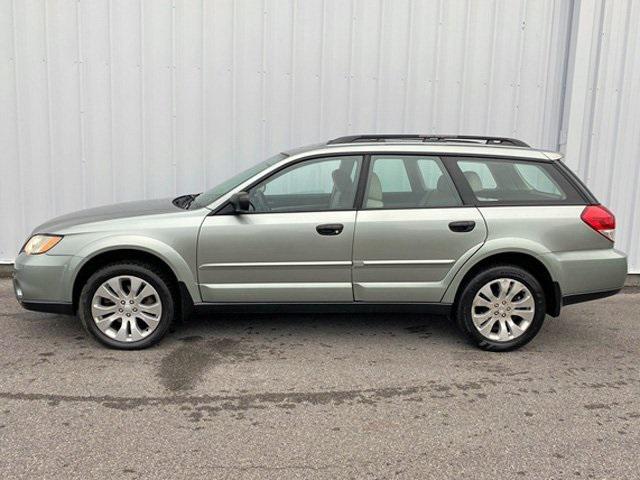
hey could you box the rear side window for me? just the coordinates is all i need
[365,155,461,209]
[456,158,584,205]
[370,158,412,192]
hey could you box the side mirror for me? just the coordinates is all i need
[229,191,251,213]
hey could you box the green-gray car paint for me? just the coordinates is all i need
[13,142,627,317]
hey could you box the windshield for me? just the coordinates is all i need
[189,153,287,209]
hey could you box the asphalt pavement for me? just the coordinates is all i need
[1,278,639,479]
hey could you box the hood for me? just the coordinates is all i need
[34,198,182,234]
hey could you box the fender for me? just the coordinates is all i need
[440,237,560,305]
[63,234,201,303]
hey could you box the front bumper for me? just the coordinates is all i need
[13,252,75,315]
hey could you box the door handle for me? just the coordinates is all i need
[449,221,476,233]
[316,223,344,236]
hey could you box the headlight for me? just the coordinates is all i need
[21,235,63,255]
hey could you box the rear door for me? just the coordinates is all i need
[352,155,487,302]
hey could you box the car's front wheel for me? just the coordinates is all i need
[455,265,546,351]
[78,262,176,349]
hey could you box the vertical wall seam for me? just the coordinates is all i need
[430,0,443,133]
[170,0,177,194]
[484,0,499,132]
[457,0,471,133]
[10,0,26,234]
[288,0,297,145]
[555,0,577,152]
[535,0,553,148]
[76,0,87,209]
[107,0,115,202]
[581,0,607,181]
[317,0,326,137]
[345,0,356,131]
[139,0,147,197]
[401,0,414,131]
[260,0,268,157]
[200,0,206,190]
[43,0,56,214]
[510,0,527,136]
[231,0,237,167]
[373,0,385,131]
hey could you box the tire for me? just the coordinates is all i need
[78,262,176,349]
[455,264,546,351]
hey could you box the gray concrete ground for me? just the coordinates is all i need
[0,279,638,479]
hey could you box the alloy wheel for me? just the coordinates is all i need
[91,275,163,342]
[471,278,535,342]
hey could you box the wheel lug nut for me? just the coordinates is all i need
[126,313,131,317]
[133,308,138,312]
[129,300,134,304]
[120,301,125,305]
[118,308,123,313]
[502,313,506,317]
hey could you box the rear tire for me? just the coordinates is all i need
[455,265,546,351]
[78,262,176,349]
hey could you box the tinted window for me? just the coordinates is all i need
[365,155,461,209]
[248,156,362,213]
[456,158,582,204]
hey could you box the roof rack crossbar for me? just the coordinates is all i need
[327,134,530,148]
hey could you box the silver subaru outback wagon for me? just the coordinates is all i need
[13,134,627,351]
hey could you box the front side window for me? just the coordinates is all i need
[248,156,362,213]
[364,155,461,209]
[457,158,572,203]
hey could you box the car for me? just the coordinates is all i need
[13,134,627,351]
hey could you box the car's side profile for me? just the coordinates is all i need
[13,135,627,351]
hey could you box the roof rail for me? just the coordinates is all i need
[327,134,530,148]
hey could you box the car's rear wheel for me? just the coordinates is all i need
[78,262,175,349]
[455,265,546,351]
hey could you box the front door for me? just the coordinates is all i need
[352,155,487,302]
[197,155,363,302]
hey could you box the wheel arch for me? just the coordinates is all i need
[445,249,562,318]
[70,242,198,315]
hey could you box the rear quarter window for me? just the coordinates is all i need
[455,158,585,205]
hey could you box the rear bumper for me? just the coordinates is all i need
[562,288,622,307]
[545,248,627,297]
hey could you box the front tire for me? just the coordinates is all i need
[78,262,176,349]
[455,265,546,351]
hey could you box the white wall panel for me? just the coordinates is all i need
[5,0,631,271]
[562,0,640,273]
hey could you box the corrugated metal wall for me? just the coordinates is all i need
[561,0,640,273]
[1,0,637,274]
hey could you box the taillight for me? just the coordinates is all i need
[581,205,615,242]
